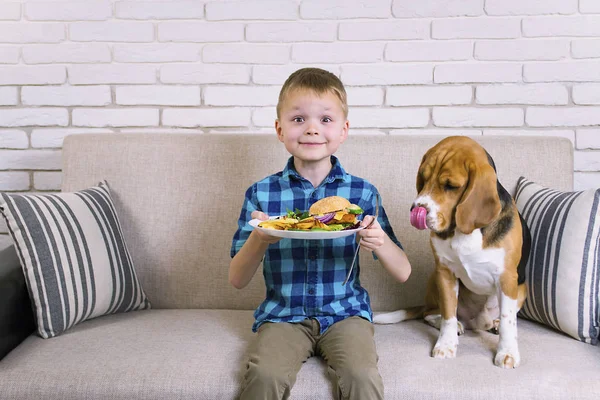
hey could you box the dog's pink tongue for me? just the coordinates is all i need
[410,207,428,230]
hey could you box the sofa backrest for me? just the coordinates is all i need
[62,134,573,311]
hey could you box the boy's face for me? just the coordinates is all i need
[275,89,349,164]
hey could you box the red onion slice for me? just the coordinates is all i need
[314,212,335,223]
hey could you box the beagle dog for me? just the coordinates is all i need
[375,136,530,369]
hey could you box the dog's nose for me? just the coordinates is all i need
[410,204,415,212]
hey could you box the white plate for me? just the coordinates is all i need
[249,218,364,240]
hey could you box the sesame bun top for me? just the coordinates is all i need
[309,196,351,215]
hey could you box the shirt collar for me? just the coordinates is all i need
[282,156,349,184]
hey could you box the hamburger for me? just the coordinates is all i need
[308,196,363,231]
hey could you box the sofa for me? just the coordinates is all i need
[0,133,598,400]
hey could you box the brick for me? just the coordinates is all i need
[69,64,156,84]
[393,0,483,18]
[116,1,205,19]
[0,65,65,85]
[22,86,111,106]
[485,0,577,15]
[116,85,201,106]
[70,22,154,42]
[0,47,19,64]
[33,171,62,191]
[204,86,279,106]
[207,0,297,20]
[203,43,289,64]
[387,86,472,106]
[435,63,521,83]
[252,107,276,127]
[0,129,28,149]
[572,39,600,59]
[25,1,111,21]
[386,41,472,62]
[476,84,568,105]
[0,23,64,43]
[576,129,600,149]
[0,172,29,191]
[0,3,21,20]
[253,65,339,85]
[580,0,600,14]
[114,44,202,63]
[31,128,113,148]
[121,128,205,134]
[475,39,569,61]
[0,87,18,105]
[433,18,520,39]
[523,16,600,37]
[575,151,600,172]
[524,61,600,82]
[72,108,159,127]
[433,107,523,127]
[573,84,600,105]
[162,107,251,127]
[339,20,429,41]
[301,0,391,19]
[293,43,383,63]
[341,64,433,85]
[0,149,62,170]
[247,22,336,42]
[158,22,244,42]
[161,64,249,84]
[574,172,600,190]
[527,107,600,127]
[0,108,68,127]
[346,87,384,106]
[23,43,111,64]
[350,108,429,128]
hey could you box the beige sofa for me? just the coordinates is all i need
[0,133,598,399]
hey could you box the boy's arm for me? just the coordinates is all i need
[358,215,412,283]
[229,211,281,289]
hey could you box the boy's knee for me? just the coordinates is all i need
[243,361,292,394]
[337,364,383,399]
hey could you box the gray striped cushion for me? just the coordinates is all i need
[515,177,599,344]
[0,181,150,339]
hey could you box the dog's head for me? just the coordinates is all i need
[413,136,501,235]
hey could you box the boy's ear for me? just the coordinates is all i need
[340,120,349,142]
[275,119,283,142]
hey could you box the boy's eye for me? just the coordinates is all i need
[322,117,332,123]
[293,116,304,123]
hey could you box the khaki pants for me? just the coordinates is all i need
[239,316,384,400]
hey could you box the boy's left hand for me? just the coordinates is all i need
[357,215,385,252]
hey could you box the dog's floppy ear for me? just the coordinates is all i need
[455,163,501,234]
[416,154,427,193]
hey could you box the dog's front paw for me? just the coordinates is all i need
[432,335,458,359]
[494,348,520,368]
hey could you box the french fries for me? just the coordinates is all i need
[258,216,333,231]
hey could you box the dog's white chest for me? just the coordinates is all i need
[431,230,505,295]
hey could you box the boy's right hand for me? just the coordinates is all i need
[252,211,283,244]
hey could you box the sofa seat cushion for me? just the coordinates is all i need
[0,310,598,399]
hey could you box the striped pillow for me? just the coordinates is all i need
[0,181,150,339]
[515,177,599,344]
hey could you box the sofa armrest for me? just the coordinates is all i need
[0,245,35,361]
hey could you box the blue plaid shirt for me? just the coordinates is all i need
[231,156,402,334]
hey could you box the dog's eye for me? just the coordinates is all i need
[444,182,458,191]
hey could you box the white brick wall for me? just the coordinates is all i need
[2,0,600,247]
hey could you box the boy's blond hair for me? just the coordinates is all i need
[276,68,348,119]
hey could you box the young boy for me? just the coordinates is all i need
[229,68,411,400]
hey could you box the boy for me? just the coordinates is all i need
[229,68,411,400]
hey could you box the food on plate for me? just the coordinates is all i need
[258,196,364,232]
